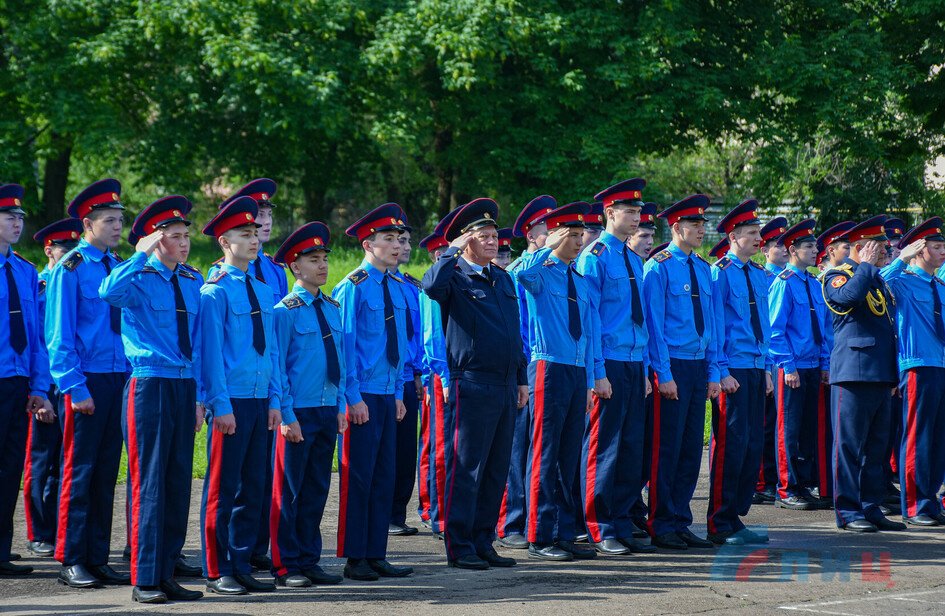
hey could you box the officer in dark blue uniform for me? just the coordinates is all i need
[422,198,528,570]
[822,215,906,532]
[642,195,720,550]
[0,184,50,576]
[23,218,81,559]
[99,196,205,604]
[46,179,130,588]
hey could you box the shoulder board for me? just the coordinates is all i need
[934,275,944,285]
[323,294,340,307]
[112,253,123,263]
[543,259,555,267]
[402,272,422,288]
[212,256,223,266]
[749,261,764,270]
[901,269,917,276]
[181,262,200,274]
[283,293,304,309]
[62,252,83,271]
[508,257,524,271]
[142,265,160,274]
[827,265,852,278]
[778,270,794,280]
[177,268,197,280]
[653,250,672,263]
[715,257,732,270]
[389,273,404,284]
[38,279,46,294]
[207,270,227,284]
[590,242,606,256]
[348,269,368,285]
[265,253,286,268]
[694,253,709,264]
[12,251,34,267]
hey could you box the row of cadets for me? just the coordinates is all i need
[198,196,283,595]
[416,207,460,537]
[706,200,772,546]
[207,179,287,572]
[881,217,907,508]
[268,222,347,587]
[46,180,129,587]
[23,218,82,559]
[880,218,945,526]
[578,179,654,555]
[332,203,413,581]
[98,197,205,603]
[0,184,51,576]
[493,227,515,269]
[421,198,529,570]
[642,195,720,550]
[517,201,597,561]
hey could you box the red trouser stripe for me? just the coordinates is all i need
[647,375,661,537]
[584,394,603,542]
[22,416,35,540]
[127,379,142,585]
[433,377,447,533]
[204,428,224,578]
[417,389,432,521]
[817,382,829,496]
[55,394,76,563]
[775,369,789,500]
[708,391,727,534]
[270,430,287,576]
[526,361,546,543]
[904,370,919,518]
[443,382,461,559]
[336,408,352,557]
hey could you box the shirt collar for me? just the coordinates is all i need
[461,256,488,275]
[360,259,388,283]
[786,262,809,278]
[766,262,785,274]
[0,248,10,268]
[291,282,317,305]
[908,264,934,281]
[78,238,106,263]
[669,241,691,262]
[725,251,747,268]
[599,231,626,251]
[146,253,175,281]
[220,262,249,280]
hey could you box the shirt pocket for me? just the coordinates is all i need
[293,311,321,349]
[728,280,749,317]
[228,300,252,341]
[148,293,175,328]
[605,267,629,301]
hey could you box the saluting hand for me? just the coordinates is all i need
[545,227,570,251]
[213,414,236,435]
[898,238,926,264]
[268,408,282,430]
[449,231,474,252]
[136,229,165,256]
[281,421,303,443]
[859,240,885,266]
[395,399,407,422]
[348,401,369,425]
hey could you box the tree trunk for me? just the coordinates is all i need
[40,132,72,227]
[433,128,453,218]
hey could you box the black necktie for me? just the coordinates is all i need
[382,275,400,366]
[623,247,644,326]
[314,294,341,386]
[742,264,764,343]
[101,257,121,334]
[932,278,945,342]
[5,263,26,354]
[245,274,266,355]
[567,265,582,340]
[254,257,266,283]
[803,275,823,345]
[688,256,705,337]
[171,272,193,360]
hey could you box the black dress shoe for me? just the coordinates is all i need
[250,554,272,571]
[629,522,650,539]
[904,514,939,527]
[89,564,131,585]
[871,516,907,531]
[388,523,419,536]
[528,543,573,561]
[302,565,343,585]
[879,504,901,517]
[677,529,714,548]
[122,545,131,561]
[618,537,656,553]
[652,533,687,550]
[275,574,312,587]
[775,495,814,510]
[708,529,768,546]
[0,561,33,575]
[497,533,529,549]
[841,519,877,532]
[368,559,413,577]
[27,540,55,557]
[556,540,596,559]
[206,575,248,595]
[343,559,379,581]
[58,565,104,588]
[160,579,204,601]
[234,573,275,592]
[592,538,630,555]
[753,487,777,504]
[132,586,167,603]
[477,547,516,567]
[574,533,589,543]
[448,554,489,570]
[174,556,202,577]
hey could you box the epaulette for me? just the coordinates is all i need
[62,252,83,271]
[715,257,732,270]
[348,269,368,285]
[142,265,160,274]
[402,272,422,289]
[38,280,46,294]
[653,250,672,263]
[543,259,555,267]
[694,253,709,264]
[778,270,794,280]
[590,242,606,256]
[902,269,917,276]
[12,251,34,267]
[283,293,304,309]
[749,261,764,270]
[177,267,197,280]
[934,275,944,285]
[508,257,524,271]
[389,273,404,284]
[323,294,340,307]
[181,262,200,274]
[212,256,223,266]
[207,270,227,284]
[265,253,286,268]
[112,252,123,263]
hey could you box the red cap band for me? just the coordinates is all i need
[546,213,586,230]
[0,197,22,208]
[44,230,81,246]
[284,236,327,265]
[666,205,705,226]
[847,226,885,243]
[603,190,643,207]
[782,228,815,249]
[722,210,759,234]
[145,208,187,233]
[523,208,555,233]
[214,211,257,237]
[249,191,271,202]
[356,216,405,242]
[425,236,449,252]
[78,191,120,219]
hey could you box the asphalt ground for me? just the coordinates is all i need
[2,450,945,616]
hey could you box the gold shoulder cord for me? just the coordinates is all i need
[822,269,853,316]
[866,289,887,317]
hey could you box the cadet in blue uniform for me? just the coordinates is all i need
[23,218,81,559]
[497,195,554,549]
[333,203,412,581]
[767,220,833,514]
[577,179,654,556]
[642,195,720,550]
[422,198,528,570]
[269,222,347,587]
[46,179,129,588]
[99,197,205,604]
[517,202,596,562]
[198,196,283,595]
[581,202,604,247]
[706,200,773,546]
[819,222,855,271]
[493,227,514,269]
[822,216,905,532]
[0,185,50,576]
[390,220,424,537]
[708,237,730,261]
[879,219,945,525]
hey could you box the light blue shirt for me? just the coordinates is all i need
[420,288,449,383]
[883,260,945,370]
[0,249,49,397]
[208,246,288,301]
[711,252,773,377]
[767,263,831,374]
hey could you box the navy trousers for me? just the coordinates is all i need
[337,393,395,560]
[443,377,515,561]
[526,361,586,545]
[418,375,448,532]
[23,387,61,545]
[200,397,268,578]
[123,377,196,586]
[832,382,891,526]
[270,406,337,576]
[391,381,420,526]
[648,358,708,538]
[774,367,821,499]
[707,368,765,535]
[498,392,529,538]
[756,391,777,494]
[0,377,29,562]
[815,383,833,499]
[56,372,126,566]
[886,389,903,490]
[253,430,274,559]
[582,359,646,542]
[630,370,656,529]
[899,368,945,518]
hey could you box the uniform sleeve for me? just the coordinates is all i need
[710,266,729,381]
[704,264,720,383]
[198,285,232,418]
[420,293,450,381]
[819,293,832,371]
[98,251,146,307]
[25,268,50,397]
[823,262,876,308]
[880,258,907,281]
[190,271,206,405]
[421,247,459,304]
[516,247,551,294]
[45,264,90,401]
[273,305,295,425]
[333,279,363,407]
[767,277,797,374]
[577,250,606,381]
[266,301,282,413]
[643,261,673,384]
[335,308,347,415]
